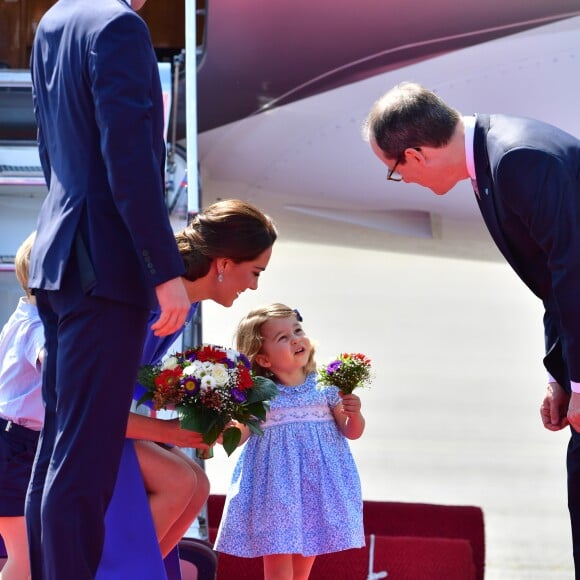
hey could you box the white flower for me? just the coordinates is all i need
[225,349,238,363]
[200,375,216,390]
[161,356,179,371]
[211,364,229,387]
[182,363,202,378]
[200,361,213,374]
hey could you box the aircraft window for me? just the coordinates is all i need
[0,84,36,143]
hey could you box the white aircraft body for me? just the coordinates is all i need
[193,1,580,260]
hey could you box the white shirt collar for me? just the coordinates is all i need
[463,114,476,181]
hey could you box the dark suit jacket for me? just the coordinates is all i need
[29,0,184,310]
[473,114,580,387]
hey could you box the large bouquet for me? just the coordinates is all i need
[317,352,373,395]
[137,344,279,456]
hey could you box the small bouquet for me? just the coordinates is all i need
[137,344,279,457]
[317,352,373,395]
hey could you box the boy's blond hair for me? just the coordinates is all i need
[15,231,36,296]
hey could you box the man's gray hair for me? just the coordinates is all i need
[363,82,460,160]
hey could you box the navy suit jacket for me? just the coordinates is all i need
[473,114,580,387]
[29,0,184,310]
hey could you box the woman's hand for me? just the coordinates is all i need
[217,420,251,447]
[164,418,212,450]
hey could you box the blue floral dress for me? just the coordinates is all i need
[214,372,364,557]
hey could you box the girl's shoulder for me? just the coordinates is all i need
[317,383,340,407]
[308,373,341,407]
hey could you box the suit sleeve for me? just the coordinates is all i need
[497,149,580,381]
[30,49,51,187]
[88,12,184,286]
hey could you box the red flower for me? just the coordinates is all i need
[352,353,371,365]
[195,345,227,362]
[154,367,182,389]
[237,366,254,390]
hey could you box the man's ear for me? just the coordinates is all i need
[255,353,271,368]
[404,146,425,165]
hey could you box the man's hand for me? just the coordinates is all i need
[151,277,190,336]
[540,381,570,431]
[568,391,580,433]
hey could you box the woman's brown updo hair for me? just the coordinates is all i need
[175,199,277,281]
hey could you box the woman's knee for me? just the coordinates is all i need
[167,458,199,500]
[193,463,210,498]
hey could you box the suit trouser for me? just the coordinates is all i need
[25,263,149,579]
[568,429,580,579]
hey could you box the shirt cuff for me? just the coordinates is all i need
[572,381,580,394]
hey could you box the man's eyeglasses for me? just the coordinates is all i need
[386,148,421,182]
[386,157,403,182]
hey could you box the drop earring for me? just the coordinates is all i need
[218,272,224,283]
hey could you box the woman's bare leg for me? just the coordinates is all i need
[158,447,210,555]
[0,516,31,580]
[134,440,197,557]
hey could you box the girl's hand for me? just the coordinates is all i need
[334,393,366,440]
[339,392,362,417]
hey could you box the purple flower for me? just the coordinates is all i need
[239,353,251,369]
[230,388,247,403]
[327,360,342,374]
[221,356,236,369]
[181,376,200,396]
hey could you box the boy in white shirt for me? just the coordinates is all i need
[0,231,43,580]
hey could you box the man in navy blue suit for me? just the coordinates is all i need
[27,0,190,577]
[364,81,580,577]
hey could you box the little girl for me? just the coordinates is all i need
[215,303,366,580]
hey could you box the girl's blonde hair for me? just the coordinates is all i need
[235,303,317,378]
[15,231,36,296]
